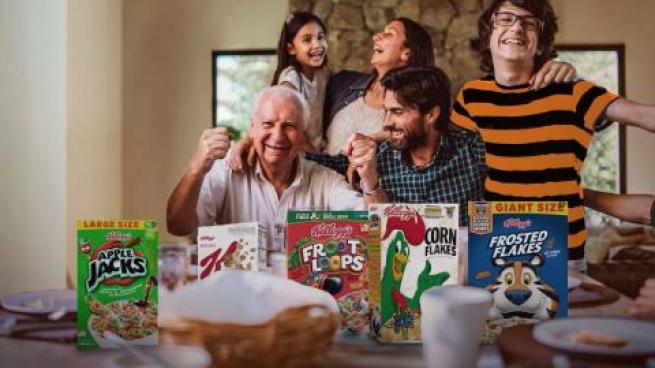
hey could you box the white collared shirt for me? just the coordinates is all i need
[196,156,364,249]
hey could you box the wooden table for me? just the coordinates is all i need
[0,269,641,368]
[567,267,634,318]
[497,268,652,368]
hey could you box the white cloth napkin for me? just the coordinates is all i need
[160,270,338,325]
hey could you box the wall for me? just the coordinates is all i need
[552,0,655,194]
[66,0,123,286]
[122,0,288,243]
[0,0,67,296]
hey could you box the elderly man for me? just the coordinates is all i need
[167,86,364,241]
[452,0,655,260]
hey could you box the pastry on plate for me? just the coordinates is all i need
[572,329,628,348]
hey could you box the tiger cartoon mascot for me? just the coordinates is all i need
[487,254,559,320]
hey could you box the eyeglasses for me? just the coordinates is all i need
[492,12,543,31]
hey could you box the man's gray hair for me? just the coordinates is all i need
[251,85,310,128]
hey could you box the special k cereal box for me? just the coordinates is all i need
[286,211,369,334]
[368,204,459,343]
[197,222,266,280]
[468,201,568,342]
[77,220,158,348]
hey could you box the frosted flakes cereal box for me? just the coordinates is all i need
[468,201,568,342]
[77,220,158,348]
[197,222,266,279]
[368,204,459,343]
[286,211,369,334]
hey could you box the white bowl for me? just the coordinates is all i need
[89,315,158,348]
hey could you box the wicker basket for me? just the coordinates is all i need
[161,304,340,368]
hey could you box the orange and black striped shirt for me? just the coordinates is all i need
[451,78,619,260]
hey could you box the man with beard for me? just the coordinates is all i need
[306,66,485,225]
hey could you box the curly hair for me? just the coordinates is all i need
[471,0,558,74]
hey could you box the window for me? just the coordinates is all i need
[212,50,276,140]
[556,45,626,226]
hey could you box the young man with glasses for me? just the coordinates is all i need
[452,0,655,261]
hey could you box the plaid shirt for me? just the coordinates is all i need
[305,129,487,225]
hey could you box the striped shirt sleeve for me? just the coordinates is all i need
[574,80,620,132]
[451,87,479,132]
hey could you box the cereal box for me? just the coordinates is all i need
[467,201,568,341]
[76,220,158,348]
[286,211,369,334]
[368,204,459,343]
[197,222,266,279]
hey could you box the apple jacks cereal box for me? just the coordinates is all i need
[468,202,568,340]
[286,211,369,334]
[77,220,158,348]
[368,204,459,343]
[197,222,266,279]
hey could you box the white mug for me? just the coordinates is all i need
[420,286,492,368]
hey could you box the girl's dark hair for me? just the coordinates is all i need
[381,66,451,132]
[472,0,558,74]
[396,17,435,67]
[271,12,327,86]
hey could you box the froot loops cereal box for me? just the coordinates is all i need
[286,210,369,334]
[368,204,459,343]
[467,201,568,341]
[197,222,267,279]
[76,220,158,348]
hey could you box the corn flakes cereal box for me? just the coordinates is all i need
[467,201,568,342]
[197,222,266,279]
[368,204,459,343]
[76,220,158,348]
[286,211,369,334]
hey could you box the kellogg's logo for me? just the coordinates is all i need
[106,231,133,241]
[381,205,426,246]
[503,218,532,230]
[383,205,418,220]
[310,223,353,239]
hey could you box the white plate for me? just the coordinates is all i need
[1,290,76,315]
[106,345,211,368]
[567,276,582,290]
[533,318,655,356]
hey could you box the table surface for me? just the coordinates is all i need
[0,269,640,368]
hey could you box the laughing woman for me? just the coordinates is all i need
[322,17,435,154]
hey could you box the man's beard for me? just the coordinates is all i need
[385,122,428,150]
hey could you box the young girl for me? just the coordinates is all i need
[271,11,329,152]
[228,12,327,169]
